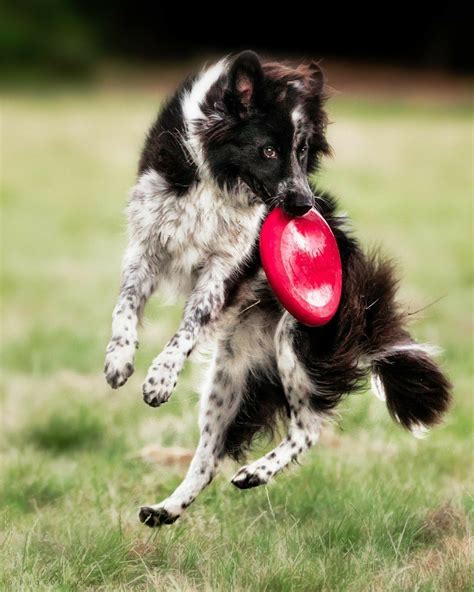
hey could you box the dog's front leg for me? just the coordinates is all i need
[104,242,158,388]
[142,260,229,408]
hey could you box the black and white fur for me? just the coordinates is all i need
[104,52,452,527]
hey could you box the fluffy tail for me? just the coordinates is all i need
[359,252,452,435]
[297,240,452,434]
[371,344,452,436]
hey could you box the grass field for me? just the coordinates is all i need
[1,85,472,591]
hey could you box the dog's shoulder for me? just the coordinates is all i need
[138,74,199,196]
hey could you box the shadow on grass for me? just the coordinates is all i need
[23,402,106,453]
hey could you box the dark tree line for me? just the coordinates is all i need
[1,1,470,77]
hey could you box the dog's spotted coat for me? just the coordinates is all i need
[104,52,452,527]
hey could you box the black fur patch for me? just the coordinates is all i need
[294,244,405,412]
[223,368,290,461]
[199,54,330,204]
[139,75,198,195]
[373,352,452,430]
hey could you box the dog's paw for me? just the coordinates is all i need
[142,355,179,407]
[104,340,136,388]
[138,506,179,527]
[231,465,270,489]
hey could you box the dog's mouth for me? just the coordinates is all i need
[245,179,271,200]
[240,178,314,216]
[240,177,281,208]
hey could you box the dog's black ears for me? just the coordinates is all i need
[227,50,264,115]
[307,61,325,94]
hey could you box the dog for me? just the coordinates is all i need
[104,51,452,527]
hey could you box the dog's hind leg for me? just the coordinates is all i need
[232,312,322,489]
[139,346,245,527]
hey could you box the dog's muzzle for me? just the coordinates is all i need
[283,191,314,217]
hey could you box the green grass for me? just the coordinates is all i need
[1,85,472,591]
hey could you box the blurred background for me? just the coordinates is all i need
[1,4,473,591]
[1,2,473,79]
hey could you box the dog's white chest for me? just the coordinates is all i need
[129,171,264,295]
[163,184,262,277]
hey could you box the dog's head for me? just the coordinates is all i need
[202,51,330,216]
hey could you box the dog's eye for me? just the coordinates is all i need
[299,144,308,157]
[263,146,278,159]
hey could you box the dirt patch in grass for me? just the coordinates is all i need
[373,505,472,591]
[419,504,469,541]
[406,534,472,591]
[137,444,194,466]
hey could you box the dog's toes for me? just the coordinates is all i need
[142,375,176,408]
[231,468,267,490]
[105,369,126,389]
[138,506,178,527]
[104,349,135,389]
[142,385,170,408]
[105,365,134,389]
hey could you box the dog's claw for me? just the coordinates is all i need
[139,506,178,527]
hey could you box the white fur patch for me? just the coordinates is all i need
[128,169,264,298]
[291,105,304,127]
[182,58,228,174]
[410,423,430,439]
[370,373,386,401]
[388,343,442,357]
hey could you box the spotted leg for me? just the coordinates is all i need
[104,241,158,389]
[232,312,322,489]
[139,349,243,526]
[142,258,230,407]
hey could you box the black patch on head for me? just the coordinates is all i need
[198,53,330,201]
[225,50,264,116]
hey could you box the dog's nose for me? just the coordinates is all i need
[283,194,313,217]
[285,202,312,216]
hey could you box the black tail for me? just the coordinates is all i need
[296,232,452,432]
[371,346,452,433]
[360,253,452,433]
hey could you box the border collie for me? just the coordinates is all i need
[104,51,451,527]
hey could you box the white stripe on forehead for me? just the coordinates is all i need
[291,105,306,149]
[291,105,305,127]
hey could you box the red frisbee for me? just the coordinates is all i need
[260,207,342,326]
